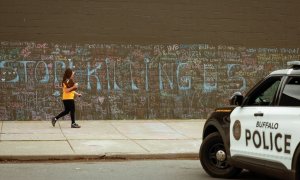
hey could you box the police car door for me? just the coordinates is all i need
[269,76,300,170]
[230,76,284,166]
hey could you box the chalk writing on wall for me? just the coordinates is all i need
[0,42,299,120]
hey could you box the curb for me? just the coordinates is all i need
[0,153,199,162]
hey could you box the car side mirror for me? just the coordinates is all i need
[230,92,244,106]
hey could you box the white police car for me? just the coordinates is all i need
[199,61,300,180]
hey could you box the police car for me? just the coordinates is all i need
[199,61,300,180]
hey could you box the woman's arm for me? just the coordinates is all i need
[74,91,82,97]
[63,84,77,93]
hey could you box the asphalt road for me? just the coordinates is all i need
[0,160,276,180]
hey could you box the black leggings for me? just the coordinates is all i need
[55,100,75,124]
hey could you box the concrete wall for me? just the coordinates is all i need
[1,0,300,46]
[1,42,299,120]
[0,0,300,120]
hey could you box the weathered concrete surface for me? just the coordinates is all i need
[0,120,205,161]
[0,0,300,47]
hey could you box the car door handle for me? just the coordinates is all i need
[254,112,264,117]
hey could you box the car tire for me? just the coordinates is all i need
[199,132,241,178]
[296,157,299,180]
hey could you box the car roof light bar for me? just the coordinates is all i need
[287,61,300,69]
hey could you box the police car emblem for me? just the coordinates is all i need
[233,120,241,140]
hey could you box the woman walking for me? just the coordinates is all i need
[52,68,81,128]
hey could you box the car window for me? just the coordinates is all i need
[279,76,300,106]
[245,76,282,106]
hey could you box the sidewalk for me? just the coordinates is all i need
[0,119,205,161]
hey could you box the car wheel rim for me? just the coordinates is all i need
[208,143,229,169]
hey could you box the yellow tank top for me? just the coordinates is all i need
[62,84,75,100]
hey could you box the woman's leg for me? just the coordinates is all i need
[69,100,75,124]
[69,100,80,128]
[56,100,71,119]
[52,100,71,127]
